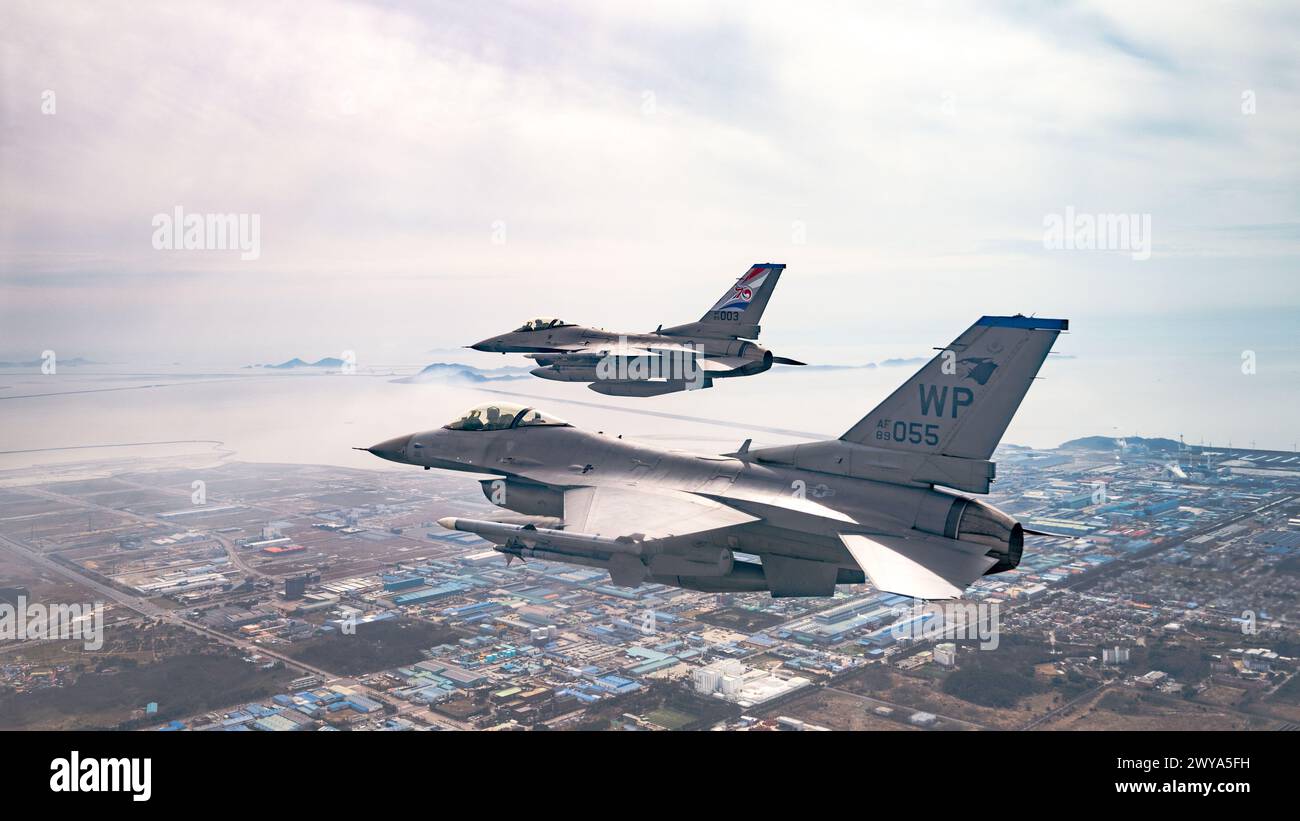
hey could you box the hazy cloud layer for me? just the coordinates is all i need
[1,0,1297,363]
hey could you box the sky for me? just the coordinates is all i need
[1,0,1298,369]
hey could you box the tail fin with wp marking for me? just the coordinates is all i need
[839,315,1067,461]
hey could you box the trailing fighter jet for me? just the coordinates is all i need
[365,315,1068,600]
[467,263,804,396]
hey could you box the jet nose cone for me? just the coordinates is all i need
[366,434,414,463]
[469,334,509,352]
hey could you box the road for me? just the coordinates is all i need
[823,685,990,730]
[1020,680,1113,730]
[0,527,474,729]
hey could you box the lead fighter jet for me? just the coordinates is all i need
[366,315,1068,600]
[468,263,804,396]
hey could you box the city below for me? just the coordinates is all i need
[1,435,1296,732]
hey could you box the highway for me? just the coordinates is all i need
[0,526,468,730]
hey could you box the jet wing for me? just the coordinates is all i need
[694,489,858,525]
[563,485,757,543]
[839,532,998,600]
[697,356,751,372]
[559,342,701,358]
[519,344,590,354]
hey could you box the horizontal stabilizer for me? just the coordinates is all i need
[840,532,997,600]
[699,356,750,372]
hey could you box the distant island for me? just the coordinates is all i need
[1058,435,1186,452]
[245,357,347,369]
[390,354,956,380]
[392,362,531,385]
[0,357,99,368]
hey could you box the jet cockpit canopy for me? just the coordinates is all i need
[514,317,571,332]
[443,403,569,431]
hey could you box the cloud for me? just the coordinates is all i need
[0,0,1297,362]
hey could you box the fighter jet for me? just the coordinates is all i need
[467,263,804,397]
[366,315,1068,600]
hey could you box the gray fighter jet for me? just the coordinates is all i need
[366,315,1068,600]
[468,263,805,396]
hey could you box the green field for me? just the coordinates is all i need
[645,707,696,730]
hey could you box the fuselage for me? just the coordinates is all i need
[471,325,773,382]
[369,421,1020,589]
[463,264,797,397]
